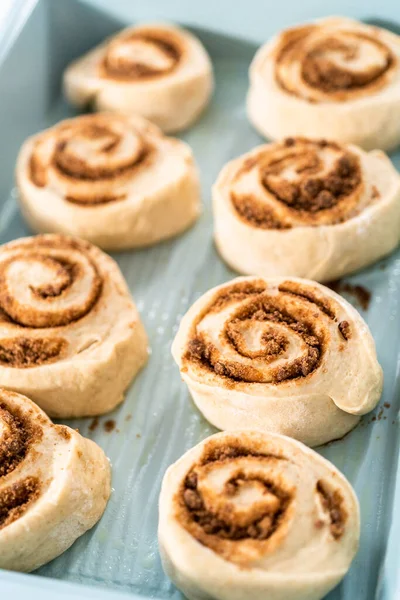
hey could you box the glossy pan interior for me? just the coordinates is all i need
[0,1,399,598]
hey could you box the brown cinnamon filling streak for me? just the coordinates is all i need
[275,25,396,102]
[0,337,67,368]
[316,479,347,539]
[0,236,102,367]
[176,439,346,562]
[231,138,365,229]
[176,441,291,562]
[100,29,182,80]
[184,280,350,385]
[29,115,152,205]
[0,403,42,478]
[0,401,42,528]
[0,476,40,529]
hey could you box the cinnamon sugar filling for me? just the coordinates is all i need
[184,281,350,385]
[0,476,40,529]
[100,30,182,80]
[0,337,67,368]
[29,116,153,206]
[0,238,103,328]
[185,282,347,384]
[0,403,42,477]
[275,26,396,101]
[176,441,291,557]
[316,479,347,539]
[230,138,363,229]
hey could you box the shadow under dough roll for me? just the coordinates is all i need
[172,276,382,447]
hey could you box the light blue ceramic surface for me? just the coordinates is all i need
[0,0,399,598]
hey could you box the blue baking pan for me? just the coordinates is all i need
[0,0,399,598]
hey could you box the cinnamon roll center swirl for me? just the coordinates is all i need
[184,280,349,386]
[275,25,396,102]
[230,138,364,228]
[0,238,102,328]
[176,441,292,563]
[29,115,151,205]
[101,31,181,80]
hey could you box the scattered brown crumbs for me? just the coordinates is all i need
[104,419,116,433]
[384,403,391,409]
[125,414,132,422]
[136,433,141,439]
[89,416,99,432]
[327,280,371,311]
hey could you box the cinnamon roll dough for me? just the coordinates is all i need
[0,388,111,572]
[0,234,148,418]
[16,113,201,250]
[172,277,382,447]
[63,23,213,133]
[248,17,400,151]
[159,430,360,600]
[213,137,400,281]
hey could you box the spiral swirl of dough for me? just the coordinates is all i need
[228,137,364,228]
[100,27,182,80]
[0,389,110,572]
[159,430,360,600]
[275,23,396,102]
[0,234,148,418]
[0,235,101,328]
[17,113,201,249]
[63,23,214,133]
[172,277,382,446]
[213,137,400,280]
[28,113,151,206]
[247,18,400,151]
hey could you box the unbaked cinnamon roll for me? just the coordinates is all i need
[213,137,400,281]
[0,388,111,572]
[159,430,360,600]
[16,113,201,250]
[63,23,213,133]
[172,277,382,446]
[0,234,148,418]
[248,17,400,151]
